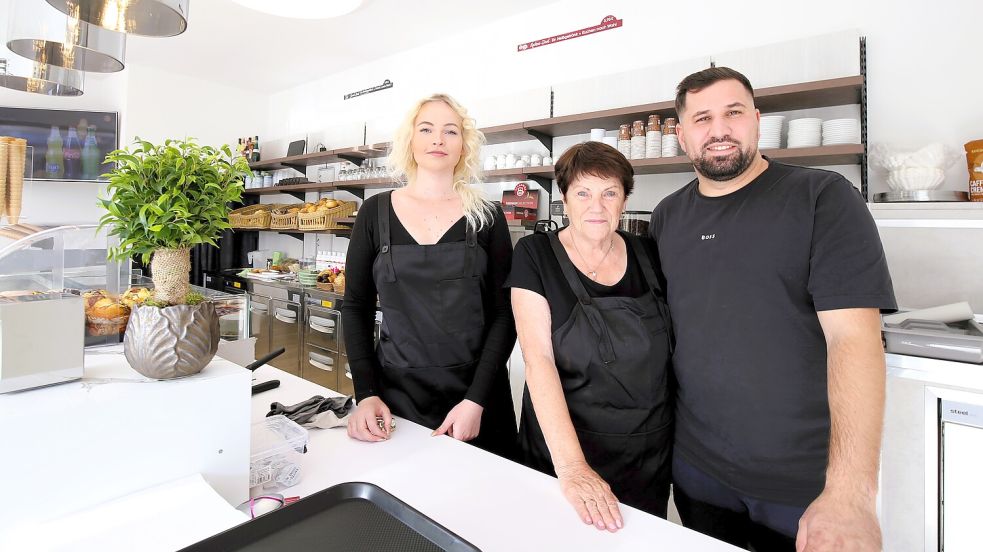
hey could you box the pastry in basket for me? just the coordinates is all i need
[85,297,131,336]
[82,289,111,309]
[120,287,152,308]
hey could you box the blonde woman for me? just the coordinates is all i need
[341,94,517,458]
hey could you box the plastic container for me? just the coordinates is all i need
[882,318,983,364]
[250,415,309,491]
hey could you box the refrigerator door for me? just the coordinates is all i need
[940,398,983,552]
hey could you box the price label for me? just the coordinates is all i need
[321,300,333,308]
[233,281,241,289]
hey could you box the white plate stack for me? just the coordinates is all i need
[662,134,680,157]
[787,118,822,148]
[821,119,861,145]
[758,115,784,150]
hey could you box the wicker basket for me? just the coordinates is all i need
[315,281,334,292]
[298,201,357,232]
[269,210,299,230]
[230,204,273,229]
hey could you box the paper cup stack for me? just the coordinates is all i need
[661,134,679,157]
[758,115,784,150]
[645,129,662,158]
[787,118,823,148]
[4,138,26,224]
[821,119,861,145]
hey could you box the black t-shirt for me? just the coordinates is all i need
[341,193,516,406]
[506,229,665,331]
[650,160,896,506]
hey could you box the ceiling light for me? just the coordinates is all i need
[7,1,126,73]
[231,0,364,19]
[0,43,84,96]
[44,0,190,37]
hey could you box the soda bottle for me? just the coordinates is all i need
[46,126,64,179]
[64,127,82,180]
[82,125,101,180]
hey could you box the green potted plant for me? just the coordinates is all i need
[98,138,250,379]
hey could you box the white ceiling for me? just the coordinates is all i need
[124,0,559,94]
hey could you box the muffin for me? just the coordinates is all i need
[85,297,131,336]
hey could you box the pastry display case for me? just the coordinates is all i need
[0,224,247,349]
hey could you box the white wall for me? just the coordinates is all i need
[124,65,268,149]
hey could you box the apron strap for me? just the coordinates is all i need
[546,230,617,364]
[464,221,478,277]
[377,191,397,283]
[625,233,675,354]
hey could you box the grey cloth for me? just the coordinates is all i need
[267,395,354,428]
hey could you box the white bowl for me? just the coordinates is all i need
[886,167,945,191]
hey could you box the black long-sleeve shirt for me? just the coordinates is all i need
[341,193,516,406]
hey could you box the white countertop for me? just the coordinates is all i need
[249,364,739,551]
[885,352,983,391]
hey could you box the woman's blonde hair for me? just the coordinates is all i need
[389,93,494,231]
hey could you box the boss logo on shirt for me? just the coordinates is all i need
[701,234,716,241]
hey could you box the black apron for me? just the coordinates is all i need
[518,229,673,517]
[372,192,516,457]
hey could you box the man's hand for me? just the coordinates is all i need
[796,489,881,551]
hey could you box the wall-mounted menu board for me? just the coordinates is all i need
[0,107,118,182]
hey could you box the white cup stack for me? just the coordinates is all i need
[589,128,606,142]
[602,136,619,149]
[645,129,662,158]
[821,119,861,146]
[630,135,646,160]
[661,134,680,157]
[758,115,784,150]
[787,118,823,148]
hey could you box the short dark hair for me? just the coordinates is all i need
[675,67,755,115]
[555,141,634,197]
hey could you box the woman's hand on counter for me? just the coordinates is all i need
[347,396,393,442]
[555,461,623,532]
[432,399,483,441]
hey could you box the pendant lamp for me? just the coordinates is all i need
[0,42,84,96]
[44,0,190,37]
[7,0,125,73]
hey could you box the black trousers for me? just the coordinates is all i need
[672,455,805,552]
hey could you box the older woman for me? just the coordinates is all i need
[341,94,517,458]
[508,141,673,530]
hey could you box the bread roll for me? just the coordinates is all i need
[88,297,130,319]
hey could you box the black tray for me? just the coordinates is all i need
[180,482,480,552]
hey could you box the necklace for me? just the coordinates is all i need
[570,232,615,281]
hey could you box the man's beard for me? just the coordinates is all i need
[691,139,756,181]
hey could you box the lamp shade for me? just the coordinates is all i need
[0,43,84,96]
[7,0,125,73]
[44,0,190,37]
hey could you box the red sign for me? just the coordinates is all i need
[518,15,623,52]
[514,182,529,197]
[502,189,539,209]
